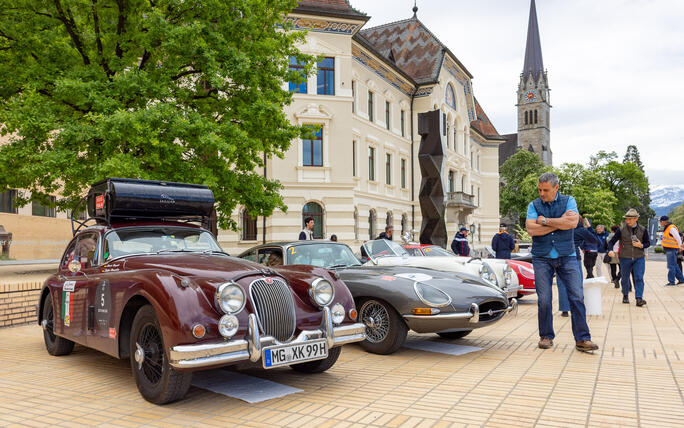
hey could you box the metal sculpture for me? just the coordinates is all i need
[417,110,447,248]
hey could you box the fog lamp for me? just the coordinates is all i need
[218,314,239,338]
[331,303,345,324]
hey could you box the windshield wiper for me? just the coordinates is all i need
[156,249,194,254]
[327,264,351,269]
[202,250,231,257]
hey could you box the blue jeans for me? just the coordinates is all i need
[665,248,684,284]
[619,257,645,298]
[533,256,591,342]
[557,257,583,312]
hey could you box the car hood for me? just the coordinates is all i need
[119,253,265,280]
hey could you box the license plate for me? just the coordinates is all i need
[505,286,519,298]
[262,339,328,369]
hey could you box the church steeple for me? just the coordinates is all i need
[522,0,544,81]
[516,0,551,166]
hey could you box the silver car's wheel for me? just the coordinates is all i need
[357,298,407,355]
[360,300,390,343]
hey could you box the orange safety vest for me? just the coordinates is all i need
[662,224,680,248]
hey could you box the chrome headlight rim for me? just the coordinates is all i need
[214,282,246,315]
[309,277,335,307]
[218,314,239,338]
[331,303,345,324]
[413,282,452,308]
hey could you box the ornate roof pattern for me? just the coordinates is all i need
[470,98,500,138]
[294,0,368,20]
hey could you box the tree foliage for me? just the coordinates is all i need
[0,0,314,229]
[500,146,652,228]
[668,202,684,231]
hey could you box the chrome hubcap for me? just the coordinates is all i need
[360,301,390,343]
[134,342,145,370]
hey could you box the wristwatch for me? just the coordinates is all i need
[542,218,547,226]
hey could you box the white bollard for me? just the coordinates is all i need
[583,277,607,315]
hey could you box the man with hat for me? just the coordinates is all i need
[658,215,684,285]
[492,223,515,259]
[607,209,650,305]
[451,227,470,256]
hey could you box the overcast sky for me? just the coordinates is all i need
[353,0,684,186]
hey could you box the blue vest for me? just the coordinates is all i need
[531,194,575,257]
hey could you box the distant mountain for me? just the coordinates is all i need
[650,185,684,217]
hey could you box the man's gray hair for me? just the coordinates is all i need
[538,172,559,187]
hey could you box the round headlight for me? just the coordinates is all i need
[215,283,246,314]
[331,303,345,324]
[480,265,498,286]
[310,278,334,307]
[504,265,513,286]
[414,282,452,307]
[218,314,239,338]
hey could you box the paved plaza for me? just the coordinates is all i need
[1,261,683,427]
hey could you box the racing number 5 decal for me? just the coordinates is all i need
[95,280,112,331]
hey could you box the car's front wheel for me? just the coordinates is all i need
[357,298,407,355]
[437,330,472,340]
[290,346,341,373]
[42,293,75,356]
[130,305,192,404]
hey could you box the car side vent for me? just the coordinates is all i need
[249,278,296,342]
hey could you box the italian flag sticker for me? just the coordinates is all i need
[62,291,72,327]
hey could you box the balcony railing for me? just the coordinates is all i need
[446,192,476,209]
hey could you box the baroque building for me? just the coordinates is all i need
[500,0,552,167]
[220,0,506,254]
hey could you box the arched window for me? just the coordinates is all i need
[524,111,528,125]
[242,209,257,240]
[302,202,324,239]
[534,110,538,124]
[354,208,359,240]
[369,210,376,240]
[401,214,408,236]
[445,84,456,109]
[386,211,393,229]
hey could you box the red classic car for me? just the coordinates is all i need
[38,178,365,404]
[506,260,536,298]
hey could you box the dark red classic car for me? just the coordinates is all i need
[37,178,365,404]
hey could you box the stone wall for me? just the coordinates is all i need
[0,282,41,327]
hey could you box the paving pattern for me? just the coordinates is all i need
[1,261,683,427]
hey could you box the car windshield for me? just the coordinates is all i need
[363,239,409,258]
[103,226,222,261]
[421,246,453,257]
[286,243,362,268]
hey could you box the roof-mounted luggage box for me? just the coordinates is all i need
[87,178,214,224]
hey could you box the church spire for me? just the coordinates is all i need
[522,0,544,80]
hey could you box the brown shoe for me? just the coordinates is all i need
[575,340,599,352]
[538,337,553,349]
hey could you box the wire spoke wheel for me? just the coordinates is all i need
[138,323,164,385]
[44,302,56,343]
[360,300,390,343]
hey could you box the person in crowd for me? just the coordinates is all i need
[451,227,470,256]
[557,216,600,317]
[678,231,684,274]
[492,223,516,259]
[607,225,621,287]
[595,224,609,278]
[526,172,598,352]
[299,217,314,240]
[330,234,338,242]
[580,217,599,279]
[378,225,394,241]
[607,209,650,306]
[659,215,684,285]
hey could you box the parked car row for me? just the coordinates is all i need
[38,178,527,405]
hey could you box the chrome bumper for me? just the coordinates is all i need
[403,298,518,324]
[168,306,366,369]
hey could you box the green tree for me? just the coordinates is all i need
[555,163,617,227]
[499,149,545,225]
[0,0,315,229]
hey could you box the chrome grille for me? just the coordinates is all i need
[249,277,296,342]
[478,301,507,322]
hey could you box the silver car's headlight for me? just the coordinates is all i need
[479,264,498,286]
[215,282,246,314]
[310,278,334,307]
[504,264,513,286]
[414,282,452,307]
